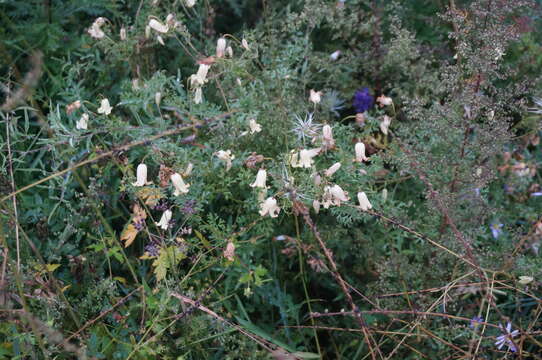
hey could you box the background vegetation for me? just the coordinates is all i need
[1,0,542,358]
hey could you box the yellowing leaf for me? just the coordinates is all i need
[113,276,127,284]
[194,229,211,249]
[46,264,61,272]
[121,223,138,248]
[136,187,164,206]
[133,203,147,223]
[152,246,186,281]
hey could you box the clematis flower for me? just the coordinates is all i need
[250,169,267,189]
[518,276,534,285]
[97,98,112,115]
[133,163,152,186]
[216,38,227,58]
[148,19,169,33]
[330,50,341,61]
[224,241,235,261]
[88,17,106,39]
[171,173,190,195]
[120,27,127,40]
[189,64,211,88]
[66,100,81,115]
[495,322,520,353]
[354,142,369,162]
[309,89,322,104]
[259,197,280,218]
[241,38,250,50]
[183,163,194,177]
[76,113,89,130]
[155,209,172,230]
[357,192,372,211]
[380,115,392,135]
[376,95,393,107]
[313,199,321,213]
[324,162,341,177]
[249,119,262,134]
[215,150,235,171]
[226,46,233,57]
[322,184,348,208]
[291,148,321,168]
[322,124,335,149]
[194,88,203,104]
[185,0,196,7]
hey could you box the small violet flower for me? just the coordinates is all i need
[495,322,520,353]
[490,223,503,239]
[353,88,374,113]
[470,316,484,329]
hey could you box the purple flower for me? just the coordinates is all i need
[470,316,483,328]
[144,242,160,257]
[495,322,520,353]
[530,192,542,197]
[490,223,503,239]
[353,88,374,113]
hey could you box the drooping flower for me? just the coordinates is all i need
[376,94,393,107]
[353,88,374,113]
[224,241,235,261]
[309,89,322,104]
[313,199,321,213]
[495,322,520,353]
[97,98,112,115]
[171,173,190,195]
[216,37,227,58]
[322,124,335,149]
[518,276,534,285]
[155,209,172,230]
[248,119,262,134]
[148,19,169,33]
[189,64,211,87]
[183,163,194,177]
[120,27,127,40]
[215,150,235,171]
[194,88,203,104]
[88,17,106,39]
[133,163,152,186]
[291,148,321,168]
[185,0,196,7]
[76,113,89,130]
[66,100,82,115]
[241,38,250,50]
[259,197,280,218]
[155,92,162,107]
[354,142,369,162]
[357,192,372,211]
[380,115,392,135]
[322,184,349,208]
[324,162,341,177]
[250,169,267,189]
[226,46,233,57]
[490,223,503,239]
[330,50,341,61]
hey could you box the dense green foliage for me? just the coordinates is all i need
[1,0,542,358]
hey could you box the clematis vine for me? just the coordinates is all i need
[259,197,281,218]
[133,164,152,186]
[171,173,190,195]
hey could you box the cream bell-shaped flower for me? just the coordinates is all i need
[120,27,127,40]
[185,0,196,7]
[155,209,172,230]
[76,113,89,130]
[380,115,392,135]
[322,124,335,149]
[241,38,250,50]
[376,95,393,107]
[189,64,210,88]
[292,148,321,168]
[133,163,152,186]
[250,169,267,189]
[309,89,322,104]
[354,142,369,162]
[330,184,349,204]
[248,119,262,134]
[148,19,169,33]
[312,199,321,214]
[194,88,203,104]
[324,162,341,177]
[88,17,106,39]
[259,197,280,218]
[171,173,190,195]
[330,50,341,61]
[98,98,112,115]
[357,192,372,211]
[216,37,227,58]
[215,150,235,171]
[224,241,235,261]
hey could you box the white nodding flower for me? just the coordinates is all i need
[145,25,151,38]
[166,13,175,26]
[215,150,235,171]
[241,38,249,50]
[148,19,169,33]
[88,17,106,39]
[155,92,162,107]
[322,124,335,148]
[380,115,392,135]
[155,209,172,230]
[330,50,341,61]
[292,148,321,168]
[330,184,349,203]
[376,95,393,107]
[98,98,112,115]
[133,163,152,186]
[309,89,322,104]
[171,173,190,195]
[156,35,165,46]
[381,188,388,202]
[249,119,262,134]
[194,88,203,104]
[259,197,280,218]
[312,199,321,214]
[226,46,233,57]
[76,113,89,130]
[354,142,369,162]
[189,64,211,88]
[357,192,372,211]
[120,27,127,40]
[518,276,533,285]
[325,162,341,177]
[183,163,193,177]
[185,0,196,7]
[250,169,267,189]
[216,37,227,58]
